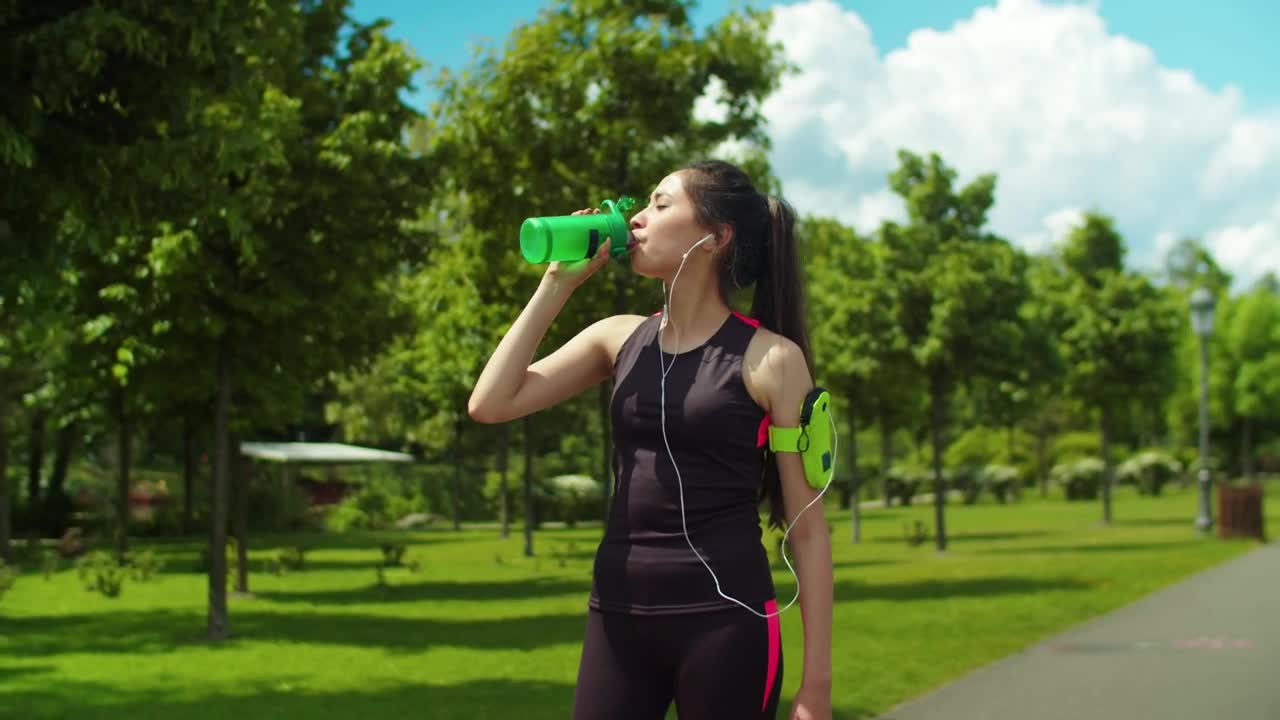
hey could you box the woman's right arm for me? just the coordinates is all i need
[468,225,634,424]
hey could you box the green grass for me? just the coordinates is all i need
[1,482,1274,719]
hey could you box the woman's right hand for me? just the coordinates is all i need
[543,208,614,291]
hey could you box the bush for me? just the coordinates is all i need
[1117,450,1183,496]
[75,551,126,597]
[1051,457,1104,501]
[381,543,407,567]
[324,502,369,533]
[886,465,930,506]
[125,549,164,581]
[981,465,1022,504]
[278,546,307,571]
[946,466,985,505]
[1051,432,1101,466]
[0,559,17,602]
[542,474,603,527]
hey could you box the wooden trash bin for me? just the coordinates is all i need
[1217,484,1266,541]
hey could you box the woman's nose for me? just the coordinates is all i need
[629,211,646,229]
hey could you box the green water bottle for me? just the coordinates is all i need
[520,196,635,264]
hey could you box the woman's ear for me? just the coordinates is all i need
[713,224,734,253]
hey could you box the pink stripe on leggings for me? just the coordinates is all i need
[762,599,780,712]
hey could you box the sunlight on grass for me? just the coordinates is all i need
[1,482,1273,720]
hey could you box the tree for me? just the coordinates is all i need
[1052,213,1180,523]
[1223,284,1280,478]
[879,150,1029,551]
[137,1,430,638]
[429,0,787,548]
[805,216,912,541]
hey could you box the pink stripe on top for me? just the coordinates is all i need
[732,310,761,328]
[763,599,781,712]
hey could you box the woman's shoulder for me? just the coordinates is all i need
[592,313,650,366]
[743,327,811,415]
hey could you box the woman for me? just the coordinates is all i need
[468,159,833,720]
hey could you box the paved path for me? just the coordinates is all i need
[877,541,1280,720]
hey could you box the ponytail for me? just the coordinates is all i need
[680,160,815,531]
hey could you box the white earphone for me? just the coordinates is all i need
[658,233,837,620]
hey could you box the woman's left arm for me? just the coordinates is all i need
[765,339,834,720]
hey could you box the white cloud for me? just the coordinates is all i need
[761,0,1280,288]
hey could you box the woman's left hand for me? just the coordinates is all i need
[788,683,832,720]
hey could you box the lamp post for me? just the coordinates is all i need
[1189,287,1216,533]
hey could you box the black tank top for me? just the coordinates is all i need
[589,311,775,615]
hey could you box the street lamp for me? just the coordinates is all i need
[1189,287,1216,533]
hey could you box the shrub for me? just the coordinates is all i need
[0,559,17,602]
[75,551,126,597]
[1050,432,1101,466]
[886,465,930,506]
[125,549,164,582]
[543,474,603,527]
[981,465,1022,504]
[1117,450,1183,496]
[1051,457,1104,501]
[381,543,407,567]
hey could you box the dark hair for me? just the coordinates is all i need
[680,159,814,530]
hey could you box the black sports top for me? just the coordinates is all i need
[588,311,776,615]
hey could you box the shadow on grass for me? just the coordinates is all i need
[257,576,592,604]
[0,606,588,658]
[1,668,879,720]
[980,539,1205,556]
[866,529,1055,544]
[2,676,582,720]
[770,575,1094,604]
[1112,516,1195,528]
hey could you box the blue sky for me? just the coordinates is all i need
[348,1,1280,285]
[352,0,1280,113]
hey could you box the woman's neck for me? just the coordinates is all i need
[659,268,730,353]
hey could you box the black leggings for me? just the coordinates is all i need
[571,602,784,720]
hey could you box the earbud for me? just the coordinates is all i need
[682,233,715,259]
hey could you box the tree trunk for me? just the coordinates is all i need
[498,423,510,539]
[27,408,45,508]
[1241,417,1253,480]
[599,381,613,528]
[848,415,861,544]
[49,421,76,498]
[182,417,195,535]
[1035,426,1050,498]
[0,417,11,563]
[208,344,232,640]
[930,374,948,553]
[1100,404,1113,525]
[879,418,893,507]
[452,415,463,531]
[114,389,132,561]
[234,449,250,594]
[522,416,535,557]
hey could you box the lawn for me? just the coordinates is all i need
[1,481,1274,719]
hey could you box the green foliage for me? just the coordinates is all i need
[380,543,407,567]
[124,549,164,582]
[75,551,126,597]
[1116,450,1183,496]
[541,474,603,528]
[0,558,16,601]
[981,465,1022,504]
[886,465,930,506]
[1051,431,1102,466]
[1051,458,1104,501]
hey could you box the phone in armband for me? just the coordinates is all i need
[767,387,834,489]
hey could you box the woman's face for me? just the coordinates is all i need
[627,171,715,280]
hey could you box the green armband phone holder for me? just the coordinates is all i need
[767,387,834,489]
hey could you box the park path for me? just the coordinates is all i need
[876,540,1280,720]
